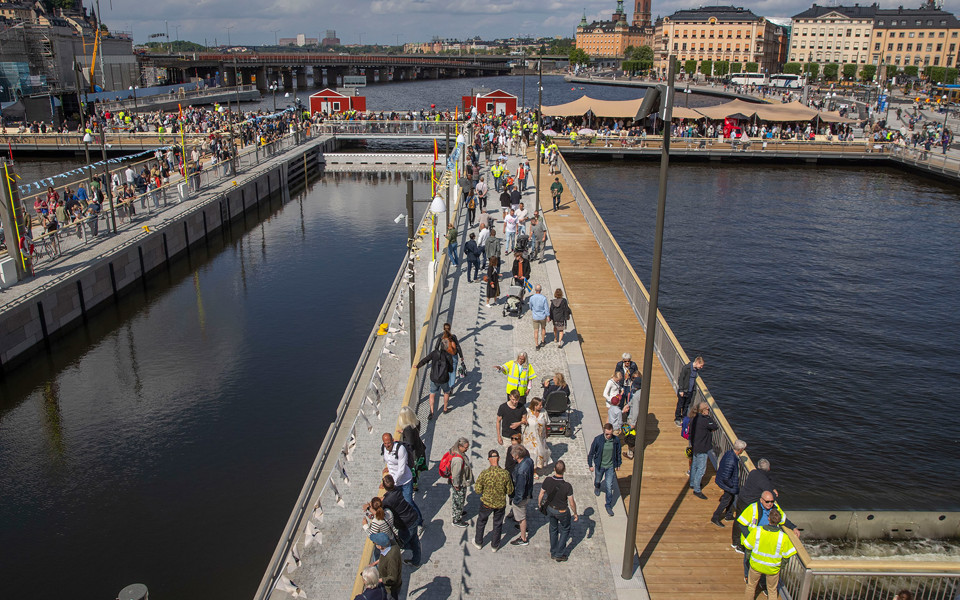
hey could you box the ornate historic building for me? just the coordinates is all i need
[576,0,655,58]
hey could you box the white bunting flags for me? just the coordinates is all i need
[359,409,374,433]
[313,501,324,523]
[304,521,321,548]
[330,479,345,507]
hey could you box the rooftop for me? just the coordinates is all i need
[792,3,880,20]
[874,6,960,28]
[663,5,764,23]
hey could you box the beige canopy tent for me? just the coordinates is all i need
[751,101,820,122]
[541,95,648,119]
[671,106,705,120]
[816,111,858,123]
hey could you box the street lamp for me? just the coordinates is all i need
[129,85,139,115]
[98,125,117,234]
[82,132,93,186]
[269,81,279,112]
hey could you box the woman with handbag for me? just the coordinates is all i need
[436,323,465,391]
[521,397,552,476]
[548,288,572,347]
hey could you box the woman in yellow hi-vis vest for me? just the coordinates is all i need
[494,352,536,404]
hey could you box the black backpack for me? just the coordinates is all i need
[381,441,415,470]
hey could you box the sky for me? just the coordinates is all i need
[97,0,960,46]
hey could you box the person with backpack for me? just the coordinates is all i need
[381,433,422,525]
[465,189,477,226]
[415,338,454,419]
[381,475,422,568]
[441,437,473,528]
[398,407,427,492]
[435,323,464,391]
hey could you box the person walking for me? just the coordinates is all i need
[447,437,474,528]
[742,509,797,600]
[484,255,501,306]
[548,288,572,347]
[509,444,534,546]
[465,190,477,226]
[712,439,747,527]
[688,401,718,499]
[464,232,481,283]
[550,177,563,211]
[398,407,427,492]
[522,397,551,472]
[539,460,578,561]
[473,449,514,552]
[446,223,459,267]
[436,323,463,392]
[528,284,549,349]
[503,208,518,254]
[615,353,639,379]
[415,338,454,419]
[381,475,422,568]
[675,356,705,427]
[368,533,402,599]
[477,223,490,270]
[530,216,546,262]
[603,371,624,409]
[476,177,488,211]
[496,390,526,445]
[381,433,422,523]
[495,352,537,404]
[588,423,622,517]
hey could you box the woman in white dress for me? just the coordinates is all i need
[522,397,551,474]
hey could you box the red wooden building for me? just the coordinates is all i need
[462,89,517,116]
[309,88,366,114]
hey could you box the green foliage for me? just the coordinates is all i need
[744,62,758,73]
[782,62,802,75]
[143,40,208,53]
[699,60,713,75]
[923,65,945,83]
[860,64,877,82]
[823,63,839,80]
[714,60,730,76]
[623,45,653,71]
[50,0,74,8]
[903,65,919,77]
[569,48,591,67]
[946,68,958,84]
[842,63,857,80]
[631,45,654,62]
[730,62,742,74]
[548,38,574,56]
[683,59,697,75]
[804,62,820,78]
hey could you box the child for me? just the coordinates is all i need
[608,395,623,432]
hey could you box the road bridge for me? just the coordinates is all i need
[144,53,512,91]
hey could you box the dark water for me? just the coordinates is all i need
[573,160,960,510]
[0,171,430,600]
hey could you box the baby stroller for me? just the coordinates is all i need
[502,284,524,318]
[514,234,530,256]
[544,390,572,437]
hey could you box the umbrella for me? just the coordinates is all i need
[542,129,558,136]
[578,128,596,136]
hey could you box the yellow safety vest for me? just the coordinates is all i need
[743,526,797,575]
[737,502,786,544]
[500,360,536,395]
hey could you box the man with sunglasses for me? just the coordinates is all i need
[735,491,800,586]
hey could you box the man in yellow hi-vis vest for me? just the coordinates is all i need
[742,509,797,600]
[495,352,536,404]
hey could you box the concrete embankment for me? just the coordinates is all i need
[0,135,335,371]
[564,75,764,102]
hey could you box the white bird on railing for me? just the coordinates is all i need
[343,432,357,462]
[384,337,396,347]
[336,458,351,486]
[386,326,402,334]
[365,394,382,419]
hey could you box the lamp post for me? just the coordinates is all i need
[98,125,117,234]
[128,85,139,115]
[269,81,278,112]
[82,132,93,186]
[535,43,543,214]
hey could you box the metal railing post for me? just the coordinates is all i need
[797,568,813,600]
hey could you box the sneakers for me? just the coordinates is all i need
[594,487,602,497]
[471,540,482,550]
[693,491,708,500]
[731,544,745,555]
[606,507,615,517]
[510,537,529,546]
[711,517,725,528]
[556,555,568,562]
[452,520,468,528]
[491,543,499,553]
[724,514,736,521]
[674,419,682,427]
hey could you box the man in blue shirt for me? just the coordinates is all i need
[528,284,549,350]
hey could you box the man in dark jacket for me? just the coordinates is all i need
[509,445,535,546]
[588,423,622,516]
[464,233,481,283]
[732,458,776,552]
[382,475,422,567]
[688,402,717,499]
[712,439,747,527]
[415,338,453,420]
[675,356,705,427]
[354,565,390,600]
[369,533,402,599]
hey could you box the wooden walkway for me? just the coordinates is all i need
[534,159,747,599]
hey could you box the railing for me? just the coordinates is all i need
[552,136,890,155]
[8,125,324,270]
[0,132,210,152]
[99,85,260,112]
[320,120,462,137]
[556,151,960,600]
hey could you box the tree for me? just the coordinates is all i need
[842,63,857,80]
[823,63,839,80]
[569,48,591,67]
[714,60,730,76]
[699,60,713,76]
[683,59,697,75]
[860,64,877,82]
[804,62,820,78]
[626,45,653,70]
[744,62,758,73]
[549,38,574,56]
[783,62,802,75]
[924,66,946,83]
[946,68,959,84]
[904,65,919,77]
[730,62,742,74]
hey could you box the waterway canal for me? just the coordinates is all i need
[573,160,960,510]
[0,171,429,599]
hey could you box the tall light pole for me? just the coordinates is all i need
[621,55,677,581]
[226,26,233,47]
[269,81,278,112]
[272,29,280,46]
[521,48,526,110]
[535,43,543,214]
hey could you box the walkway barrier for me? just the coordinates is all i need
[0,131,210,153]
[99,85,260,112]
[556,151,960,600]
[552,136,890,155]
[321,120,464,138]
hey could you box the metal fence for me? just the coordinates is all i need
[320,120,463,137]
[557,151,960,600]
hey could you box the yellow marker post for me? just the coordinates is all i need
[4,163,26,273]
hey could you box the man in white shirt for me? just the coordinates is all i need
[477,223,490,269]
[124,166,136,186]
[503,209,518,254]
[515,203,528,236]
[475,178,488,211]
[381,432,422,524]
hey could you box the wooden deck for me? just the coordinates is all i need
[534,159,747,599]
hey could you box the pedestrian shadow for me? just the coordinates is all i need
[405,575,452,600]
[419,516,449,560]
[644,413,661,449]
[568,506,598,552]
[637,481,688,568]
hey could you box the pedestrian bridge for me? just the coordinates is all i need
[318,120,463,142]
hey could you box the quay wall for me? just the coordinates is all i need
[0,136,334,371]
[563,75,764,102]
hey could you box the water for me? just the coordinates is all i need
[573,161,960,510]
[0,171,431,600]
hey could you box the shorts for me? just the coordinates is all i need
[553,321,566,331]
[532,318,547,330]
[511,498,530,522]
[429,380,450,394]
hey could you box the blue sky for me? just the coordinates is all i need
[101,0,960,46]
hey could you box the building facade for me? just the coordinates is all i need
[789,4,878,66]
[655,6,785,74]
[871,5,960,69]
[576,0,654,57]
